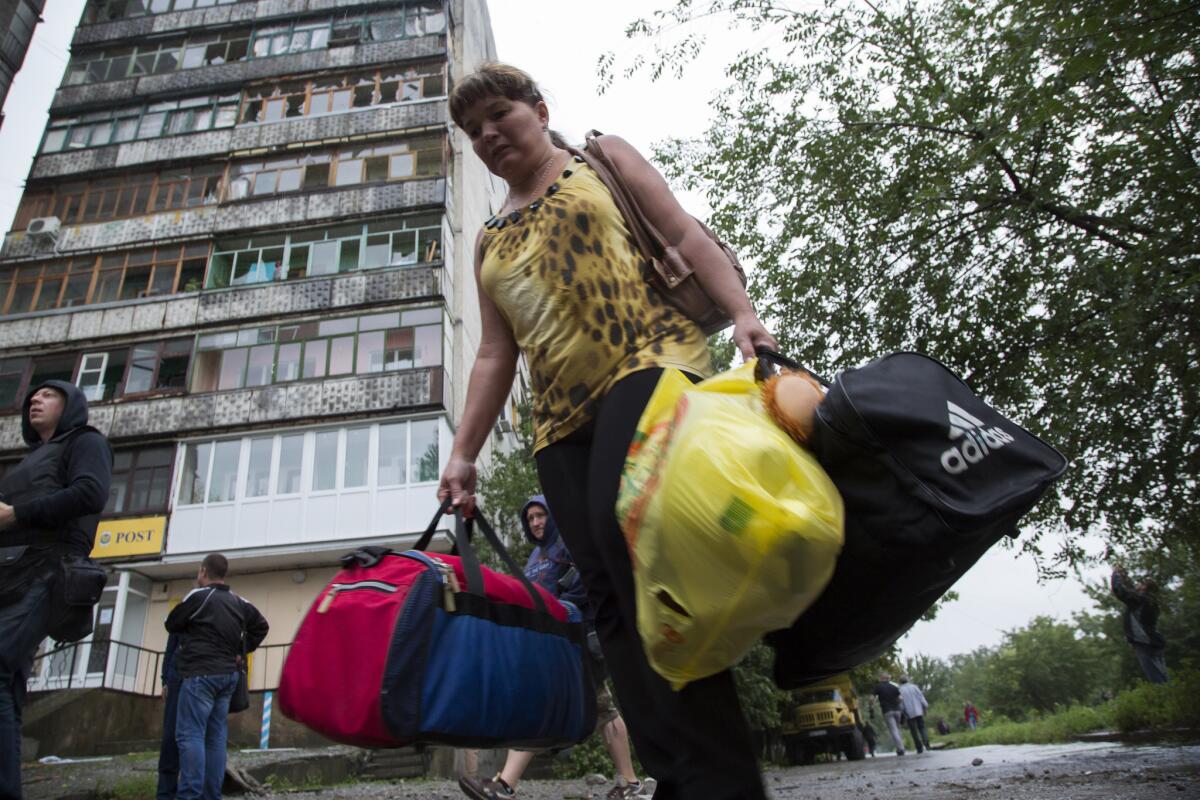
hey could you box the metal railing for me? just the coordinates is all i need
[27,640,292,698]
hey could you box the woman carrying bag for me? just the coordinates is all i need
[438,62,775,800]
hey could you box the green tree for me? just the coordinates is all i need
[603,0,1200,572]
[982,616,1109,718]
[477,399,540,566]
[904,653,954,705]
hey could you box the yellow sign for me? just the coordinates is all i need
[91,516,167,559]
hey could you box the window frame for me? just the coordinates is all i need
[175,418,442,508]
[190,308,444,394]
[104,444,176,517]
[0,244,210,317]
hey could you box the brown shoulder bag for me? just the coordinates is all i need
[568,131,745,336]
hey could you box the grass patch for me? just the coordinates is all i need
[1109,669,1200,732]
[105,773,158,799]
[930,670,1200,747]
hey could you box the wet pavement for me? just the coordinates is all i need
[273,741,1200,799]
[21,740,1200,798]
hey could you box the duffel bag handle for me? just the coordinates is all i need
[754,347,830,388]
[413,499,550,616]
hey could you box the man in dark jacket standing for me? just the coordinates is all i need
[166,554,268,800]
[873,673,906,756]
[0,381,111,800]
[1111,567,1168,684]
[157,633,182,800]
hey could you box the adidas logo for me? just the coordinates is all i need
[940,401,1014,474]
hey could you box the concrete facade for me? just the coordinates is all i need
[8,0,506,716]
[0,0,44,126]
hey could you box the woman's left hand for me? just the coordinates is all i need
[731,312,778,361]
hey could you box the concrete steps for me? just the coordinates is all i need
[359,748,430,781]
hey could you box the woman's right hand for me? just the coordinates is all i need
[438,455,478,516]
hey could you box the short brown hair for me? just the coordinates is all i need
[449,61,544,129]
[202,553,228,580]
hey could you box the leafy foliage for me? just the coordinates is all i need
[477,399,539,567]
[603,0,1200,572]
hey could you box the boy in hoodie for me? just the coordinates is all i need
[459,496,645,800]
[0,381,112,799]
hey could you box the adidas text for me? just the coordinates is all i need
[940,426,1015,474]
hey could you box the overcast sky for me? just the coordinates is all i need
[0,0,1107,662]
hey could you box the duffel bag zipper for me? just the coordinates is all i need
[430,560,461,611]
[316,580,399,614]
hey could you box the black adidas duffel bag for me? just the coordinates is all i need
[756,350,1067,689]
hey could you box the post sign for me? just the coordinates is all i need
[90,516,167,559]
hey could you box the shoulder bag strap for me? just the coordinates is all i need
[568,132,669,265]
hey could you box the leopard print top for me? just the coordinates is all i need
[480,157,712,452]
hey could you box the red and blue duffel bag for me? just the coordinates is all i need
[278,500,596,748]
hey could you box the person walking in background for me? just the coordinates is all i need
[897,675,930,753]
[0,381,111,800]
[963,701,980,731]
[166,554,268,800]
[460,496,645,800]
[872,673,906,756]
[438,62,776,800]
[1111,566,1168,684]
[157,633,183,800]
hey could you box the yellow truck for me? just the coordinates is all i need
[780,673,866,764]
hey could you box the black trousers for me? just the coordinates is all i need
[536,369,765,800]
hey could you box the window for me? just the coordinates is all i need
[245,437,272,498]
[16,165,223,228]
[377,423,406,486]
[206,215,443,289]
[85,0,239,25]
[177,420,442,506]
[177,441,211,505]
[105,446,173,515]
[410,419,439,483]
[312,430,338,490]
[1,244,208,317]
[344,427,369,488]
[0,359,27,408]
[239,63,447,126]
[192,309,443,393]
[223,135,442,202]
[66,28,252,86]
[42,94,239,154]
[277,434,303,494]
[76,350,127,402]
[207,440,241,502]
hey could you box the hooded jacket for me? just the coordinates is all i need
[1111,570,1166,649]
[0,380,112,598]
[520,495,587,613]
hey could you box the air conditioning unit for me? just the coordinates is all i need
[495,419,514,435]
[26,216,61,244]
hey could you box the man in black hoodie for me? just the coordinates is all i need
[1112,566,1168,684]
[0,381,112,800]
[166,553,268,800]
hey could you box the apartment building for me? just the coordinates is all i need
[0,0,45,125]
[0,0,509,695]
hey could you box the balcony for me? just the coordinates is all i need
[52,34,446,113]
[0,264,442,350]
[0,365,447,449]
[71,0,420,48]
[30,99,447,180]
[1,178,445,259]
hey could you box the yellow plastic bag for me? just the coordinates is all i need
[616,360,844,689]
